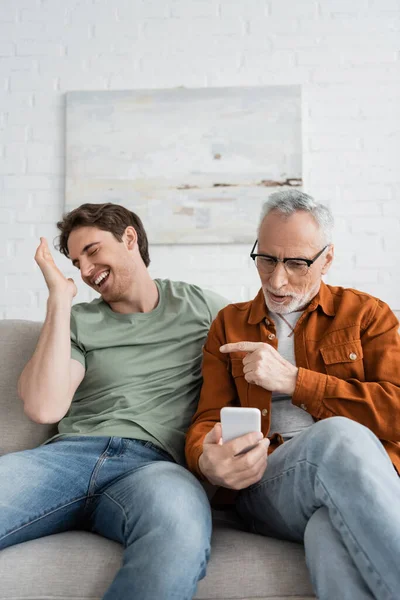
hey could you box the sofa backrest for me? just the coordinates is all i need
[0,320,57,456]
[1,312,399,458]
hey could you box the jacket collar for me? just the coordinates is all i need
[248,281,335,325]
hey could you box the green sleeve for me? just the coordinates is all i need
[202,289,230,322]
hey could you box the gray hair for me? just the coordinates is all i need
[258,189,334,244]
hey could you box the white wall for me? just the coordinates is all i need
[1,0,399,320]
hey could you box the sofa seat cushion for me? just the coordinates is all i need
[0,525,314,600]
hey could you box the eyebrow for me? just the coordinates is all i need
[71,242,100,267]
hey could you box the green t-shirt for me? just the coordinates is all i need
[54,279,227,464]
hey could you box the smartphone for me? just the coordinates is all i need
[220,407,262,455]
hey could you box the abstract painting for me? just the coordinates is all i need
[66,86,302,244]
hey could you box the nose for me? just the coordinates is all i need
[80,257,95,280]
[267,262,289,289]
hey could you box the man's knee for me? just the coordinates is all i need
[307,417,378,450]
[303,417,386,469]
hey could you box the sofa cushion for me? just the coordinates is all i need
[0,525,314,600]
[0,320,57,456]
[0,319,315,599]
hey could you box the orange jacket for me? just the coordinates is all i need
[185,282,400,477]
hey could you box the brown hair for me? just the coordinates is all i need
[56,203,150,267]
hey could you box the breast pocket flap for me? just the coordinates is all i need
[320,341,363,365]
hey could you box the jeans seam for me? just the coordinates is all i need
[244,456,394,599]
[86,438,114,501]
[314,470,392,600]
[0,495,89,543]
[100,465,158,546]
[188,543,210,599]
[102,491,128,538]
[252,459,393,598]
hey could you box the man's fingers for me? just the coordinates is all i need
[225,431,264,455]
[242,362,253,373]
[235,452,269,488]
[36,237,55,263]
[204,422,223,445]
[38,237,49,251]
[220,341,266,354]
[36,237,49,256]
[229,439,269,484]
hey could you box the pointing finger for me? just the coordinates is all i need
[220,342,266,354]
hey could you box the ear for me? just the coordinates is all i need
[321,244,334,275]
[123,226,137,250]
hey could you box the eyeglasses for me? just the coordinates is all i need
[250,240,329,277]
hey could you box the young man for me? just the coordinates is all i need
[0,202,227,600]
[186,190,400,600]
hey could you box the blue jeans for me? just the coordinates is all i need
[236,417,400,600]
[0,436,211,600]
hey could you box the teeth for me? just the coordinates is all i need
[94,271,109,286]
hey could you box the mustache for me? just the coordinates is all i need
[264,287,301,300]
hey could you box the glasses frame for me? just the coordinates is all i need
[250,240,329,274]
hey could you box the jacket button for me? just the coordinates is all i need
[349,352,357,360]
[268,333,275,340]
[261,408,268,416]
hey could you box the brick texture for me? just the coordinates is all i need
[0,0,399,320]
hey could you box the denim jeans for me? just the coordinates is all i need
[0,436,211,600]
[236,417,400,600]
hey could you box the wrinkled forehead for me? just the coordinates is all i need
[258,210,324,253]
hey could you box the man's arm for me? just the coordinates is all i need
[17,238,85,424]
[185,315,269,488]
[292,300,400,442]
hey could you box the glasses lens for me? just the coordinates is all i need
[285,260,309,276]
[255,257,276,273]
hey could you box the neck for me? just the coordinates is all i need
[108,271,159,314]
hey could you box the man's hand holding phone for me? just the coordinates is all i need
[198,408,269,490]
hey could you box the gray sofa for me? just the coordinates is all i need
[0,320,314,600]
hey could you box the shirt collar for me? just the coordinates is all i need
[248,281,335,325]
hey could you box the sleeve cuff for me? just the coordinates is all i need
[71,347,85,367]
[292,367,327,418]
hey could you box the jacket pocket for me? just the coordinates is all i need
[320,340,365,380]
[230,358,249,405]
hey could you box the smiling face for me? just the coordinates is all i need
[68,226,139,303]
[257,209,334,314]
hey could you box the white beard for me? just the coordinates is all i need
[262,284,320,315]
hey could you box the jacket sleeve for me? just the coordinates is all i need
[292,300,400,442]
[185,315,237,477]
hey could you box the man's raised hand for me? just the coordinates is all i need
[198,423,269,490]
[35,238,77,300]
[220,341,298,395]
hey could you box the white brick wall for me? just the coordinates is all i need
[1,0,399,320]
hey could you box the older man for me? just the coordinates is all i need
[186,190,400,600]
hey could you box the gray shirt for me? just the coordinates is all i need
[269,311,315,439]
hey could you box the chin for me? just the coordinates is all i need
[263,291,304,315]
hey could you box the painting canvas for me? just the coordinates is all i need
[65,86,302,244]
